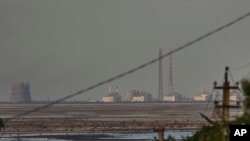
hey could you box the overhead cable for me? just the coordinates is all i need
[231,62,250,70]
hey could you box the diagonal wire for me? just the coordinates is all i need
[228,69,236,86]
[204,88,214,115]
[6,11,250,121]
[238,88,245,103]
[244,72,250,78]
[231,62,250,70]
[210,90,222,120]
[209,75,226,118]
[228,69,243,117]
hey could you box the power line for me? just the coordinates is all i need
[204,88,214,115]
[245,72,250,78]
[231,62,250,70]
[7,11,250,121]
[228,69,236,85]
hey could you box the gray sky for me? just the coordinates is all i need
[0,0,250,101]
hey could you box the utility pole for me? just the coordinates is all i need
[213,66,240,123]
[213,66,240,139]
[154,128,164,141]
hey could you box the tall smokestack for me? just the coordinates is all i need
[158,48,163,101]
[168,49,173,94]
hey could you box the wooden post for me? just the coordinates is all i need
[222,67,230,123]
[214,66,240,139]
[154,128,164,141]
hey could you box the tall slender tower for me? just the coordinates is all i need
[158,48,163,101]
[168,49,173,94]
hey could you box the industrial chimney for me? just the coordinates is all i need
[10,81,32,103]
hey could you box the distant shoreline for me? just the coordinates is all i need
[0,101,209,104]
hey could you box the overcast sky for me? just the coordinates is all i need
[0,0,250,101]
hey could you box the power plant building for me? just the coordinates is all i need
[101,86,121,102]
[125,90,152,102]
[193,91,212,101]
[163,92,182,102]
[132,95,152,102]
[230,90,240,101]
[101,94,121,102]
[10,81,32,103]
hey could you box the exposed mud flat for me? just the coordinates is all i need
[0,102,214,133]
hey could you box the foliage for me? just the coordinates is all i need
[240,79,250,111]
[233,78,250,124]
[166,135,175,141]
[183,124,227,141]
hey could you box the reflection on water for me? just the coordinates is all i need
[0,137,67,141]
[0,138,67,141]
[0,139,67,141]
[0,131,193,141]
[101,131,193,140]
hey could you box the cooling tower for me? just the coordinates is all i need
[10,81,32,103]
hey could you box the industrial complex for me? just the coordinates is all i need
[6,50,241,104]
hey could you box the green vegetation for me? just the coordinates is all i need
[166,135,176,141]
[233,79,250,124]
[183,124,227,141]
[182,78,250,141]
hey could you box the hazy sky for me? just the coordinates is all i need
[0,0,250,101]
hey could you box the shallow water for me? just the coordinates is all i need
[0,131,194,141]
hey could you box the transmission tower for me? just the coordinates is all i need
[168,49,173,94]
[158,48,163,101]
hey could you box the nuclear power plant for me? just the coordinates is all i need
[10,81,32,103]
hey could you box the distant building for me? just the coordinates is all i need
[124,89,152,102]
[132,95,152,102]
[124,90,134,101]
[163,92,182,102]
[102,86,121,102]
[193,91,212,101]
[102,92,121,102]
[230,90,240,101]
[10,81,32,103]
[132,96,145,102]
